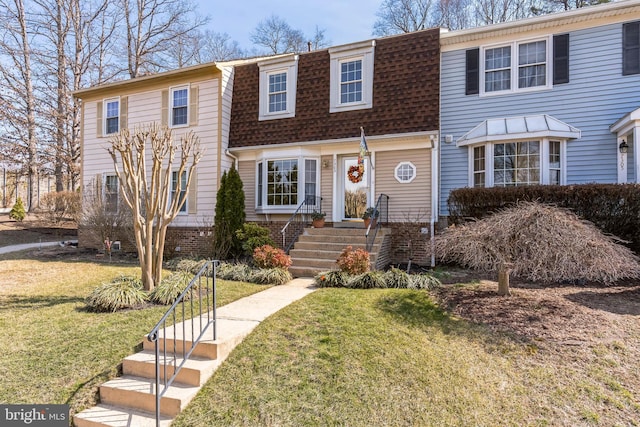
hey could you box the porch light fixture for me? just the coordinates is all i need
[619,140,629,154]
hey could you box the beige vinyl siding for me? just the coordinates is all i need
[239,160,258,222]
[81,77,221,228]
[320,155,334,222]
[374,148,431,222]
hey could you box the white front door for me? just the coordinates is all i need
[340,156,369,221]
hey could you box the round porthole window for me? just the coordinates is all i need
[395,161,416,183]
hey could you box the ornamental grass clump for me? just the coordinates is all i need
[348,271,386,289]
[314,270,348,288]
[336,246,370,275]
[409,273,442,290]
[253,245,292,270]
[85,275,148,312]
[216,262,254,282]
[437,201,640,284]
[250,268,292,285]
[384,267,412,288]
[149,271,194,305]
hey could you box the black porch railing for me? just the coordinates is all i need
[366,194,389,252]
[281,195,322,253]
[147,260,217,427]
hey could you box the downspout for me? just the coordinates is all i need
[225,149,238,169]
[430,133,439,268]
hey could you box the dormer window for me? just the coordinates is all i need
[258,55,298,121]
[330,41,375,113]
[268,72,288,113]
[340,59,363,103]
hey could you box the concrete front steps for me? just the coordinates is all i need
[74,279,316,427]
[289,226,391,277]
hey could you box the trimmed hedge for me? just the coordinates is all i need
[448,184,640,253]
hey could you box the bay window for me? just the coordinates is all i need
[470,139,564,187]
[256,157,318,211]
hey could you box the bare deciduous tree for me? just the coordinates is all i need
[0,0,40,211]
[121,0,208,77]
[251,15,328,54]
[373,0,436,36]
[108,124,202,290]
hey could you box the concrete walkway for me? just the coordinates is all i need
[0,240,76,254]
[74,277,317,427]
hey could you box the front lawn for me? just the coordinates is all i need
[0,256,268,416]
[174,286,640,426]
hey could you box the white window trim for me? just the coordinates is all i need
[170,85,190,128]
[467,138,567,187]
[394,161,416,183]
[258,56,298,121]
[480,36,552,97]
[171,170,188,215]
[103,97,120,135]
[255,156,320,214]
[329,41,375,113]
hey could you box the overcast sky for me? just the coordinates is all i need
[194,0,381,51]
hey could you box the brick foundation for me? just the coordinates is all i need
[80,221,438,266]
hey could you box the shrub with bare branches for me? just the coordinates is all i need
[437,202,640,284]
[80,178,134,250]
[38,191,81,225]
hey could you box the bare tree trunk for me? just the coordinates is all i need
[109,125,201,290]
[498,262,513,296]
[14,0,39,210]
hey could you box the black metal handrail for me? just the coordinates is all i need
[281,195,322,253]
[366,194,389,252]
[147,260,217,427]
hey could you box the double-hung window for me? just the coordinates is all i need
[481,38,551,95]
[329,41,375,113]
[340,59,363,104]
[105,175,118,213]
[171,170,187,213]
[258,55,298,120]
[104,99,119,135]
[171,87,188,127]
[256,157,318,211]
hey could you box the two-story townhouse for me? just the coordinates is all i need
[228,29,440,266]
[439,0,640,217]
[74,62,236,255]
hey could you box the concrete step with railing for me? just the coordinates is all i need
[288,227,390,277]
[74,280,316,427]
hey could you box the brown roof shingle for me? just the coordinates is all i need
[229,28,440,148]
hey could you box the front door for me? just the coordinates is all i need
[341,157,369,221]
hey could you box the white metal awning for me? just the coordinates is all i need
[456,114,582,147]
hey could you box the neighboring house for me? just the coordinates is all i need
[439,0,640,216]
[74,62,236,254]
[228,29,440,264]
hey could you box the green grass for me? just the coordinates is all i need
[0,258,269,416]
[173,288,640,427]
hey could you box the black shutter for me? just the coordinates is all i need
[553,34,570,85]
[465,48,479,95]
[623,21,640,76]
